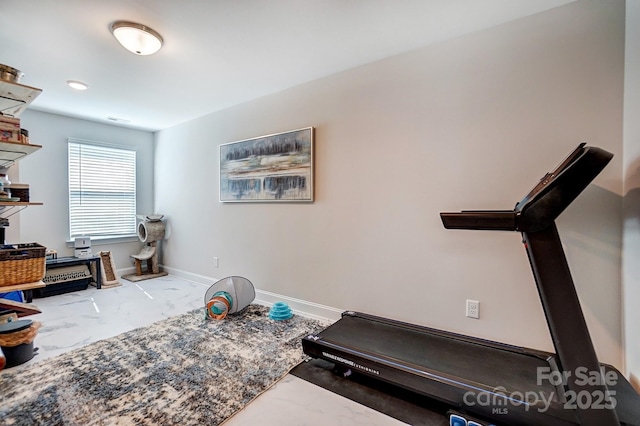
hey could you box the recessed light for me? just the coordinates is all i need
[67,80,89,90]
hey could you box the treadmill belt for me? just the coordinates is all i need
[319,314,558,398]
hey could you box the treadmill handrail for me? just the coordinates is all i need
[440,210,517,231]
[440,145,613,233]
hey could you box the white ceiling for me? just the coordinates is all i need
[1,0,575,132]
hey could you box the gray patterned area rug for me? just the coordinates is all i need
[0,304,326,425]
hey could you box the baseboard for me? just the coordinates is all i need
[154,265,211,287]
[161,265,342,323]
[253,289,342,323]
[117,266,137,276]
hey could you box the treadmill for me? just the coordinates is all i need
[302,143,640,426]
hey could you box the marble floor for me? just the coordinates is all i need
[11,275,407,425]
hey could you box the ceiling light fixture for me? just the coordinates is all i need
[110,21,163,56]
[67,80,89,90]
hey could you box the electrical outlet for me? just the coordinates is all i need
[214,257,219,268]
[466,299,480,319]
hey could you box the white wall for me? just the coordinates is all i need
[155,0,625,367]
[12,110,155,270]
[623,1,640,389]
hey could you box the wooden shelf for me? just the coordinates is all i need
[0,140,43,168]
[0,201,42,207]
[0,280,45,292]
[0,80,42,117]
[0,202,43,219]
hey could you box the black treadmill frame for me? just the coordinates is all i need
[303,144,639,425]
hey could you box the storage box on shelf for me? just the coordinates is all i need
[6,183,29,202]
[0,116,20,144]
[0,116,30,144]
[0,130,19,143]
[0,115,20,130]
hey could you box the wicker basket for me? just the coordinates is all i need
[0,243,46,286]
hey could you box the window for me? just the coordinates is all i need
[68,139,137,239]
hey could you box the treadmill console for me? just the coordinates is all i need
[441,143,613,232]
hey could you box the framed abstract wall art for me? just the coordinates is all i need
[219,127,314,202]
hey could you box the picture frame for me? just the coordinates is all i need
[219,127,314,202]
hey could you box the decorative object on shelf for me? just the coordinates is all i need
[0,116,21,143]
[0,173,8,199]
[6,183,29,202]
[0,64,23,84]
[219,127,314,202]
[123,215,168,282]
[0,66,42,118]
[0,129,20,144]
[19,128,29,144]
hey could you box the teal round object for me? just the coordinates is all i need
[269,302,293,321]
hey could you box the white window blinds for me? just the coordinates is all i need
[68,139,137,238]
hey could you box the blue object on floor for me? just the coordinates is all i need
[449,414,467,426]
[0,291,24,303]
[269,302,293,321]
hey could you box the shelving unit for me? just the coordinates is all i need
[0,78,43,241]
[0,201,43,207]
[0,280,45,304]
[0,280,45,292]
